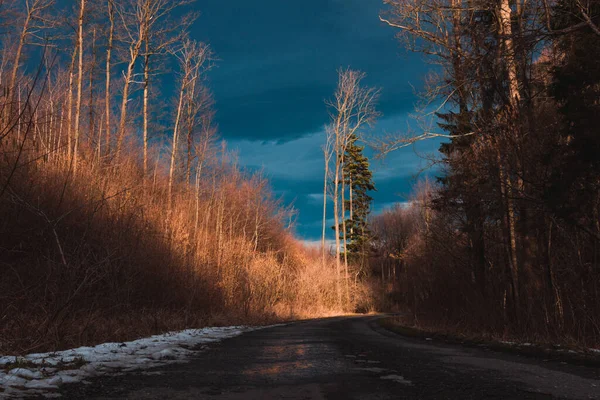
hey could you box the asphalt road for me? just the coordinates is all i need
[61,315,600,399]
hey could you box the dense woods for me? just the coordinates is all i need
[2,0,598,356]
[0,0,374,355]
[372,0,600,346]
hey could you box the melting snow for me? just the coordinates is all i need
[0,325,265,398]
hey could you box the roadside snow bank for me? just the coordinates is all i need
[0,325,264,398]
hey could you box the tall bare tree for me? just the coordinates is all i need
[321,127,334,266]
[72,0,86,172]
[104,0,114,155]
[167,39,210,210]
[326,68,379,307]
[7,0,54,123]
[141,0,195,175]
[113,0,194,161]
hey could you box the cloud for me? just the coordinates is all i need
[306,193,325,205]
[229,131,327,182]
[228,111,445,241]
[371,200,415,215]
[194,0,425,142]
[189,0,442,240]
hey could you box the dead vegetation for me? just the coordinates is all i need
[0,0,373,355]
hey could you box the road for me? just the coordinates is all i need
[61,315,600,399]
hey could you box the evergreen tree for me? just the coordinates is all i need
[341,135,375,270]
[548,0,600,234]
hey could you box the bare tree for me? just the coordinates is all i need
[7,0,54,122]
[167,39,211,210]
[89,27,97,159]
[326,68,379,307]
[377,0,476,158]
[114,0,192,159]
[104,0,114,155]
[575,0,600,35]
[66,41,77,162]
[542,0,600,36]
[321,126,334,266]
[184,71,213,184]
[72,0,86,172]
[141,0,195,175]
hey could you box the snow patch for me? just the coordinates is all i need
[8,368,43,380]
[0,325,267,398]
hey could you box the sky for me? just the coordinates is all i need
[190,0,445,242]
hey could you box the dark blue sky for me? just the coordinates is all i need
[191,0,444,242]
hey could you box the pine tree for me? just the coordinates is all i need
[548,0,600,233]
[341,134,375,271]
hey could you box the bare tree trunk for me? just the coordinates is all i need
[498,0,522,316]
[168,75,186,210]
[333,148,342,308]
[72,0,86,172]
[66,45,78,162]
[105,0,114,156]
[56,109,64,160]
[115,54,138,158]
[185,76,198,184]
[8,12,31,123]
[142,29,150,175]
[341,161,350,305]
[17,84,21,141]
[321,141,331,266]
[89,27,97,160]
[253,196,261,252]
[96,113,103,161]
[499,0,521,107]
[349,175,353,233]
[497,147,520,313]
[193,157,202,242]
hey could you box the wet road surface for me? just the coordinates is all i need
[61,315,600,399]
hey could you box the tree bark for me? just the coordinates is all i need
[66,44,78,162]
[105,0,114,156]
[90,27,97,161]
[321,146,329,266]
[142,21,150,175]
[73,0,86,172]
[168,73,186,210]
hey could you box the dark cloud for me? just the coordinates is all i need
[190,0,441,240]
[193,0,425,142]
[231,128,444,240]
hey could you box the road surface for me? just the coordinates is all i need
[61,315,600,399]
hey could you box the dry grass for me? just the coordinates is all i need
[0,138,369,355]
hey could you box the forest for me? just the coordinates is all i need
[366,0,600,348]
[1,0,599,356]
[0,0,382,355]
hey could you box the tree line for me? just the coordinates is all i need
[0,0,375,354]
[369,0,600,345]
